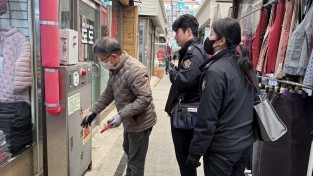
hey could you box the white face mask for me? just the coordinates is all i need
[100,56,115,70]
[101,60,114,70]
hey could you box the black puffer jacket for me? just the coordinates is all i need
[165,38,208,116]
[189,49,255,156]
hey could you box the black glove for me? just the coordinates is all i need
[81,111,97,128]
[186,154,201,168]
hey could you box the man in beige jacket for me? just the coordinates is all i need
[81,37,157,176]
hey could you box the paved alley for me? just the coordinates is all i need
[84,76,204,176]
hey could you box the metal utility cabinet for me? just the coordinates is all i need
[46,63,93,176]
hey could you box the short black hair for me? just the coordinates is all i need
[172,14,199,37]
[93,37,123,56]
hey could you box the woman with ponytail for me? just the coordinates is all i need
[186,18,256,176]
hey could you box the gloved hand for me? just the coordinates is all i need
[186,154,201,168]
[107,114,122,128]
[81,111,97,128]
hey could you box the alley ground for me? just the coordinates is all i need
[84,75,204,176]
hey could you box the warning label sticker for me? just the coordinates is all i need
[68,93,80,115]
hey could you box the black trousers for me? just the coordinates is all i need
[203,146,252,176]
[171,118,197,176]
[123,127,152,176]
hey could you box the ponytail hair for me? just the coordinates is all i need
[236,44,254,86]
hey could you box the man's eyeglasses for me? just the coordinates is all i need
[99,53,112,62]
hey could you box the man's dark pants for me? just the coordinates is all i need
[123,127,152,176]
[171,118,197,176]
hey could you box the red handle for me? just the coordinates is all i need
[100,125,112,133]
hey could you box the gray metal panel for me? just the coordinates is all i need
[46,103,68,176]
[46,63,92,176]
[68,84,92,176]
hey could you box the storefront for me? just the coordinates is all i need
[0,0,137,175]
[137,0,167,77]
[138,18,155,77]
[0,0,44,175]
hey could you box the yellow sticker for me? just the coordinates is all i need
[82,108,91,145]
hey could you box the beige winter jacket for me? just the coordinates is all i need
[90,53,157,132]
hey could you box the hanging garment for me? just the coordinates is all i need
[251,7,270,69]
[0,28,32,103]
[259,94,313,176]
[266,0,286,73]
[241,5,254,47]
[256,4,277,72]
[274,0,296,78]
[303,50,313,86]
[0,0,7,16]
[283,5,313,76]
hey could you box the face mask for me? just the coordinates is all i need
[101,58,115,70]
[204,37,220,55]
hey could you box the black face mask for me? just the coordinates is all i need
[204,37,220,55]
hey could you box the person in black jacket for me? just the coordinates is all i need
[165,14,208,176]
[186,18,256,176]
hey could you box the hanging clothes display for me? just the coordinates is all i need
[283,5,313,76]
[236,1,313,175]
[251,7,271,69]
[303,50,313,86]
[0,28,32,103]
[274,0,296,78]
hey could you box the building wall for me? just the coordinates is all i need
[157,0,166,33]
[196,0,232,30]
[138,0,157,16]
[123,6,138,58]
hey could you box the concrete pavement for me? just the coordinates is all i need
[84,75,204,176]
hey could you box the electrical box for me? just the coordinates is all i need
[59,29,79,65]
[46,63,93,176]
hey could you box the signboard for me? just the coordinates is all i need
[177,2,185,10]
[67,93,80,116]
[82,22,94,45]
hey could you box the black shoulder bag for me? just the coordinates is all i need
[172,58,217,129]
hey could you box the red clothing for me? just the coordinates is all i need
[266,0,286,73]
[251,7,270,69]
[256,4,277,72]
[274,0,295,78]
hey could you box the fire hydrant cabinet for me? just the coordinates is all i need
[45,63,93,176]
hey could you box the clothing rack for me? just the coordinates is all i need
[236,0,279,21]
[257,75,313,90]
